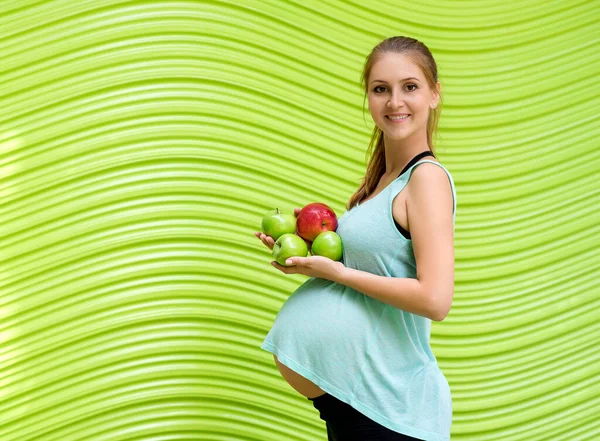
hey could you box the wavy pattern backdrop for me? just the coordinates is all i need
[1,1,599,440]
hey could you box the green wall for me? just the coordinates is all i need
[1,1,599,440]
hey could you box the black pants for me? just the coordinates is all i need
[308,393,423,441]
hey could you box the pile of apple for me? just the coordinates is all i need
[261,203,343,266]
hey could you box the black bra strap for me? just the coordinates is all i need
[393,150,436,239]
[397,150,436,178]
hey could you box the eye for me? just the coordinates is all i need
[373,84,418,93]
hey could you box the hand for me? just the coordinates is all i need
[271,255,345,282]
[254,207,313,254]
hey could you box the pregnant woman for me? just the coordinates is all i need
[255,36,456,441]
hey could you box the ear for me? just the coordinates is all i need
[431,81,441,108]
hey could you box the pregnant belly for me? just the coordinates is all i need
[273,355,326,399]
[265,277,378,400]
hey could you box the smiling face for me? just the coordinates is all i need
[367,52,440,142]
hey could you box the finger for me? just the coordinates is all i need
[265,235,275,248]
[285,257,300,266]
[256,232,267,247]
[259,233,271,247]
[271,261,287,272]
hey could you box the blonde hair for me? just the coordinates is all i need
[347,36,443,210]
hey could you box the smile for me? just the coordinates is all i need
[386,115,410,123]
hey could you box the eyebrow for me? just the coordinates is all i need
[370,77,422,84]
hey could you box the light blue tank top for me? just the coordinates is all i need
[261,159,457,441]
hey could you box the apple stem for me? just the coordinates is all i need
[276,208,280,214]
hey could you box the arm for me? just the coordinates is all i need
[332,268,435,320]
[406,163,455,321]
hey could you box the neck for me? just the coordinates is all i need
[382,130,431,177]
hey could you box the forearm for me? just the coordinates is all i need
[332,266,436,320]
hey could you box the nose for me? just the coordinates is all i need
[387,88,406,109]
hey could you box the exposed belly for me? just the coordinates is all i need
[273,355,326,399]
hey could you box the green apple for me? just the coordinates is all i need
[272,233,308,266]
[311,231,343,261]
[261,208,297,241]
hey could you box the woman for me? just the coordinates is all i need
[254,36,456,441]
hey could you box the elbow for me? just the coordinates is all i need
[431,309,448,322]
[429,305,443,322]
[429,293,452,322]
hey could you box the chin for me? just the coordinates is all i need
[386,128,417,140]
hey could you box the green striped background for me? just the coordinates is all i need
[1,1,599,440]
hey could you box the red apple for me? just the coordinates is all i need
[296,203,338,242]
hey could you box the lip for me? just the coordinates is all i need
[386,115,410,123]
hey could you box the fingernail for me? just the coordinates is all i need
[286,259,292,265]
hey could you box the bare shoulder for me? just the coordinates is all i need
[407,160,447,188]
[406,161,453,219]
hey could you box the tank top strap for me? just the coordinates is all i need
[397,151,436,178]
[391,158,457,223]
